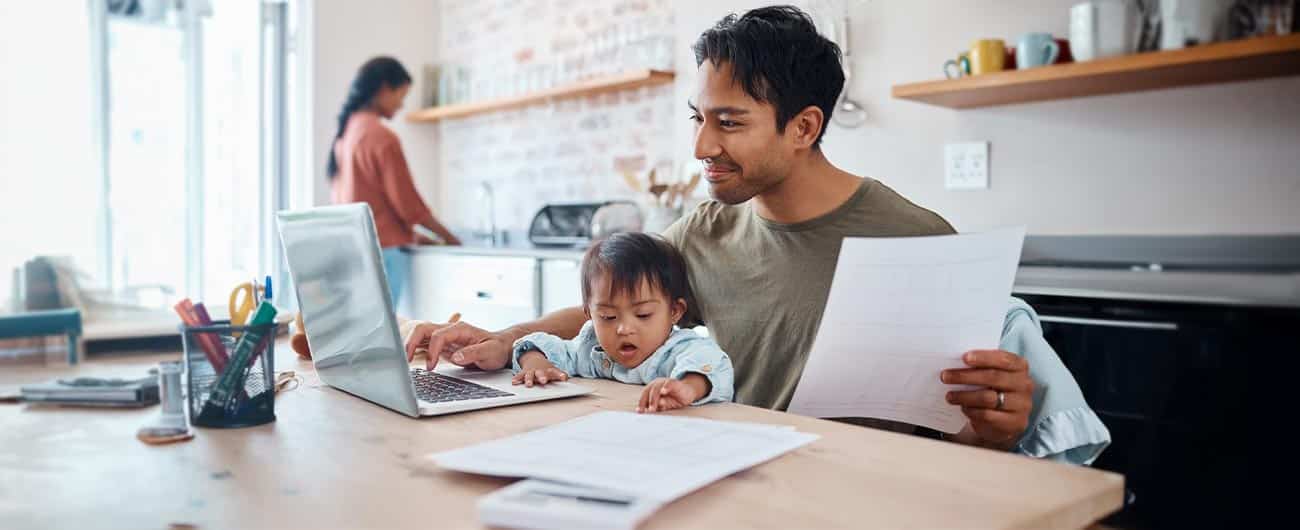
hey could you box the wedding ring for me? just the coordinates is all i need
[995,391,1006,411]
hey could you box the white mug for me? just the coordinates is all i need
[1160,0,1233,49]
[1070,0,1140,61]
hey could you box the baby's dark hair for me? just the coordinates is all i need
[580,233,695,311]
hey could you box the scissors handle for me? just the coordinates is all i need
[229,283,255,326]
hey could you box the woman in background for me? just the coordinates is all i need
[328,56,460,308]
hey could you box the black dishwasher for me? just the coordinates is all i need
[1019,293,1286,529]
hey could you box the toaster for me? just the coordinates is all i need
[527,201,639,247]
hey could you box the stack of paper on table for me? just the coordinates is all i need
[787,227,1026,433]
[427,411,818,529]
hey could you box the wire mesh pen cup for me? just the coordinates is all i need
[180,320,277,428]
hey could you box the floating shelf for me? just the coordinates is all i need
[406,69,675,123]
[892,34,1300,109]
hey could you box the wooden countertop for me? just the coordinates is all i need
[0,344,1123,529]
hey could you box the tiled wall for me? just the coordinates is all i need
[433,0,679,233]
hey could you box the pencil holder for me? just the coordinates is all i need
[180,320,277,428]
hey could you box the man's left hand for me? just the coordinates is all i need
[941,350,1034,451]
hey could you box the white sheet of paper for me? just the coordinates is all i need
[786,227,1026,433]
[428,411,818,502]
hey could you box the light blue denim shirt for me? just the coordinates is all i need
[511,322,735,405]
[1003,297,1112,465]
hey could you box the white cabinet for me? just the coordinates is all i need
[409,253,539,331]
[408,253,442,320]
[541,259,583,314]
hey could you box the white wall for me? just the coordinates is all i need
[673,0,1300,235]
[308,0,441,209]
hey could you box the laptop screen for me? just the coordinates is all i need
[276,203,419,416]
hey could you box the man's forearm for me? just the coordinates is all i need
[497,306,588,345]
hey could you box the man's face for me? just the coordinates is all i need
[690,60,792,205]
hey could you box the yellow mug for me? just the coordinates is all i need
[944,39,1006,78]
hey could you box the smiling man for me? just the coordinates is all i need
[407,5,1110,464]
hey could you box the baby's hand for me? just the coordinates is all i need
[637,377,702,413]
[512,351,569,387]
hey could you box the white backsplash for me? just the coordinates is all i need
[434,0,679,232]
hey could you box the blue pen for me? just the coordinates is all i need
[263,275,273,302]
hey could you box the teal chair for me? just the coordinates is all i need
[0,308,82,364]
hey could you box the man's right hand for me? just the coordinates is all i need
[404,320,514,371]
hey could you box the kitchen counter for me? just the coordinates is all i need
[403,242,586,261]
[1013,266,1300,308]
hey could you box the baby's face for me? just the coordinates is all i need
[587,274,685,369]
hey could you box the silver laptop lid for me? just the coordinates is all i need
[276,203,419,417]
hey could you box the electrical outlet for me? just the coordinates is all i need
[945,142,990,190]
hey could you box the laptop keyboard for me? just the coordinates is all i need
[410,369,514,404]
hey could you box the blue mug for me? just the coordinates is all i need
[1016,33,1060,69]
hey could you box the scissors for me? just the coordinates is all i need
[229,281,263,331]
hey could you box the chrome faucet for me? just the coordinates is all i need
[477,181,497,246]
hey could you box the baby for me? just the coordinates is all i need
[512,232,734,413]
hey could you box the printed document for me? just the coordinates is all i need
[787,227,1026,433]
[428,411,817,502]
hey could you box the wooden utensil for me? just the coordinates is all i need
[649,183,669,207]
[621,170,642,193]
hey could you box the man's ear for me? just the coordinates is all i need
[671,298,687,324]
[788,105,825,149]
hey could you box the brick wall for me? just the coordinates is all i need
[431,0,678,234]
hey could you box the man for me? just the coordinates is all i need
[407,6,1108,463]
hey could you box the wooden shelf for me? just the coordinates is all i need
[406,69,675,123]
[892,34,1300,109]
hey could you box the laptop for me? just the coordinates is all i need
[276,203,592,417]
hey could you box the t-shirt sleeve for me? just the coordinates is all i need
[658,212,708,327]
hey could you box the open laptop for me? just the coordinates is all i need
[276,203,592,417]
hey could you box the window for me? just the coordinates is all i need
[105,16,189,304]
[0,0,293,312]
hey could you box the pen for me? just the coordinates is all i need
[525,491,634,507]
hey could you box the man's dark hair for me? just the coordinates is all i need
[693,5,844,148]
[581,233,695,311]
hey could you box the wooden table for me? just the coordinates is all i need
[0,344,1123,529]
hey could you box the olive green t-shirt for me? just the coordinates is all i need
[662,177,956,412]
